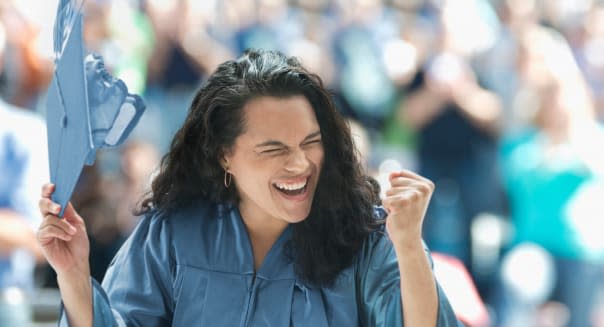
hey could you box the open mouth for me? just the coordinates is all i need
[272,178,309,196]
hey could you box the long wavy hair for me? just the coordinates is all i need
[138,49,382,286]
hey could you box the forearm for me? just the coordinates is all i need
[400,87,448,130]
[180,29,233,75]
[57,271,93,327]
[394,238,438,327]
[453,85,502,134]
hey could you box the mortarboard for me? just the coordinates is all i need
[46,0,145,217]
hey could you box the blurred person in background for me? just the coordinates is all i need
[479,0,541,132]
[142,0,232,154]
[232,0,298,55]
[397,0,506,296]
[82,0,153,96]
[497,26,604,327]
[0,0,53,110]
[330,0,399,132]
[0,20,48,325]
[568,2,604,122]
[286,0,337,86]
[105,140,160,237]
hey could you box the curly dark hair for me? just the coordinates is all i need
[138,49,382,286]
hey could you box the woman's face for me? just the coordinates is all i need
[225,95,324,226]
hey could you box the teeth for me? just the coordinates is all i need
[274,180,307,191]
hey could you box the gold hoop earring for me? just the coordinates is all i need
[224,170,232,188]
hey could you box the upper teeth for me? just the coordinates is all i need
[274,181,306,191]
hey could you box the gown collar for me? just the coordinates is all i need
[226,204,296,281]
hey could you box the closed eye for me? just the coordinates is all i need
[303,139,322,146]
[262,148,286,154]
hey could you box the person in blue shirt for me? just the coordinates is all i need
[37,49,460,326]
[0,98,48,325]
[0,23,48,323]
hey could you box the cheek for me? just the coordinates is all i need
[237,168,265,185]
[308,146,325,168]
[232,162,277,193]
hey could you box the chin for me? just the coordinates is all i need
[282,208,312,224]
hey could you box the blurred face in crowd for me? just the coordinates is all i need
[224,95,324,227]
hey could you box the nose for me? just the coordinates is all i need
[284,149,309,173]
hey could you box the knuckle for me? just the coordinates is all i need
[385,188,398,197]
[425,179,435,190]
[418,183,432,194]
[40,218,53,230]
[409,192,420,201]
[48,225,63,235]
[41,199,53,211]
[41,183,53,196]
[395,194,410,206]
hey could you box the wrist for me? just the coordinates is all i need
[56,267,91,288]
[387,224,422,246]
[390,233,424,254]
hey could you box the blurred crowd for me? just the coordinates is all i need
[1,0,604,326]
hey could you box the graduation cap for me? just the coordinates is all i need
[46,0,145,217]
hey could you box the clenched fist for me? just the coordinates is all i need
[382,170,434,246]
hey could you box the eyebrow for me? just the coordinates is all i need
[255,131,322,148]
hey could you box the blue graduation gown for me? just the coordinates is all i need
[59,203,461,326]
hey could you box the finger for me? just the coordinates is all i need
[390,177,427,191]
[41,183,56,198]
[42,214,78,235]
[390,169,429,182]
[62,202,85,226]
[41,215,76,236]
[382,191,422,212]
[388,176,416,187]
[38,198,61,216]
[386,182,433,196]
[38,224,73,242]
[390,171,434,190]
[383,191,421,204]
[385,185,430,197]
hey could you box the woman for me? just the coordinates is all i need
[496,27,604,327]
[38,49,460,326]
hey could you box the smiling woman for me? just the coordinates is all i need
[225,95,326,269]
[37,49,461,326]
[227,96,324,228]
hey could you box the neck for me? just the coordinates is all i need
[238,202,289,270]
[239,204,288,239]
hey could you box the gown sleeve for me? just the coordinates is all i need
[58,212,175,327]
[355,228,462,326]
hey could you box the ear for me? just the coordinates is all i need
[219,151,231,170]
